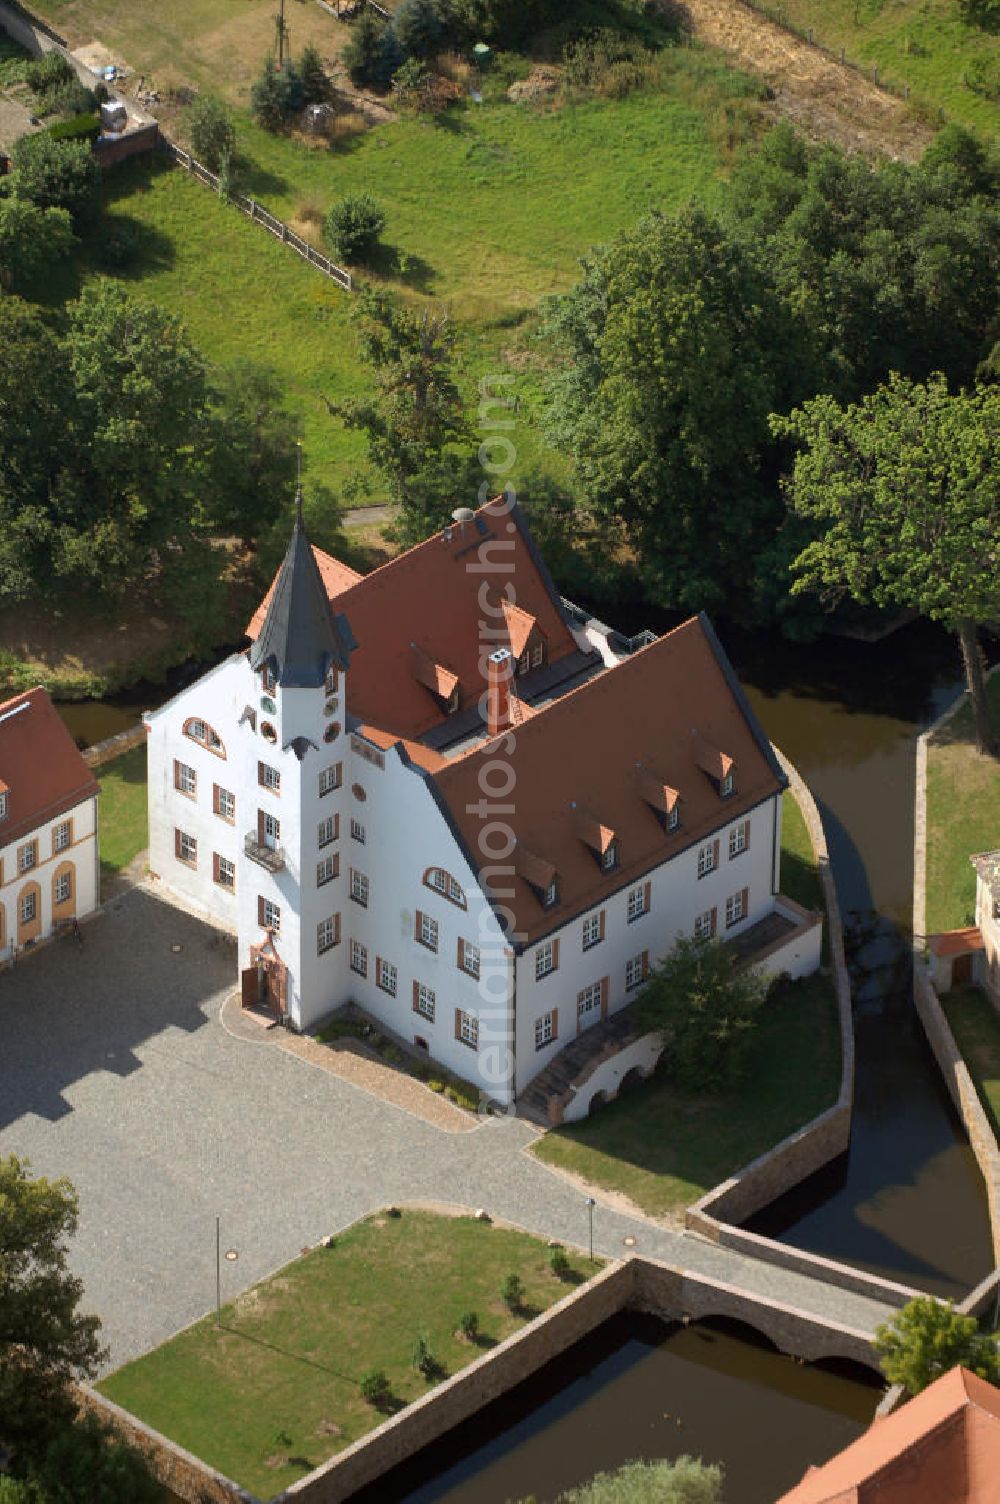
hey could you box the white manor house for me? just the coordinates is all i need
[146,494,819,1111]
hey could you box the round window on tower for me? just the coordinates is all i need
[323,698,339,717]
[261,696,277,715]
[352,783,367,802]
[261,721,278,744]
[324,722,341,743]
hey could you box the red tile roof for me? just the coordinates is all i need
[247,498,579,741]
[929,928,985,958]
[777,1367,1000,1504]
[433,615,784,945]
[0,688,100,849]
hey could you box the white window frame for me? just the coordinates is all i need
[0,792,7,821]
[535,1012,555,1050]
[350,818,366,844]
[460,939,480,979]
[531,641,544,668]
[317,917,339,954]
[418,912,439,952]
[458,1010,479,1049]
[20,890,36,924]
[729,823,747,859]
[317,855,336,887]
[259,764,280,793]
[318,816,336,848]
[53,820,71,853]
[725,891,746,928]
[721,771,734,798]
[582,913,602,950]
[694,909,714,940]
[667,805,680,833]
[319,764,341,797]
[351,870,369,908]
[54,871,71,904]
[18,842,36,873]
[626,886,648,923]
[697,842,716,879]
[177,830,197,866]
[216,856,236,890]
[262,898,280,933]
[376,958,397,997]
[600,841,618,872]
[414,983,435,1021]
[535,941,555,980]
[543,879,558,908]
[578,981,602,1019]
[176,761,197,797]
[350,939,367,976]
[216,787,236,822]
[625,954,645,991]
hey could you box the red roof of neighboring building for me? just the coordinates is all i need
[777,1367,1000,1504]
[434,615,784,945]
[929,928,985,958]
[0,688,100,850]
[247,498,579,741]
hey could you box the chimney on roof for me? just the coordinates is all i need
[450,506,475,542]
[486,648,513,737]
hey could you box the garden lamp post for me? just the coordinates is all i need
[585,1196,595,1263]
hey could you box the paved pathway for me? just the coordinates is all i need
[0,888,897,1375]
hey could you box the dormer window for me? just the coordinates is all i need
[667,805,680,833]
[0,791,6,822]
[721,772,734,798]
[261,664,277,695]
[325,666,338,696]
[600,841,618,872]
[544,879,559,908]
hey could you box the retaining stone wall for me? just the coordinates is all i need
[74,1384,257,1504]
[686,746,854,1233]
[913,966,1000,1266]
[83,722,146,769]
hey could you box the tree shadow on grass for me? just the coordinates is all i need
[234,155,291,200]
[365,241,436,292]
[82,214,177,279]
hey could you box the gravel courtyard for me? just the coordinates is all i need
[0,887,896,1376]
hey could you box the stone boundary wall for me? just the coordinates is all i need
[913,966,1000,1266]
[74,1383,257,1504]
[959,1264,1000,1320]
[82,722,147,769]
[272,1254,881,1504]
[686,745,855,1238]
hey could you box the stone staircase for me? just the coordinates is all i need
[518,1011,646,1126]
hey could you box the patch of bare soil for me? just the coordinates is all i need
[673,0,932,159]
[507,65,561,103]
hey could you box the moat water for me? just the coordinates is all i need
[352,1313,881,1504]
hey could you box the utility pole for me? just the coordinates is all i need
[275,0,288,68]
[215,1215,221,1327]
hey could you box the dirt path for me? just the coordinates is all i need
[680,0,932,160]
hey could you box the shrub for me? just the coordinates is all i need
[500,1272,523,1311]
[11,133,100,226]
[359,1368,391,1406]
[874,1297,1000,1393]
[343,11,405,90]
[458,1310,479,1340]
[324,194,386,263]
[392,55,431,108]
[958,0,1000,32]
[412,1332,438,1377]
[299,43,330,104]
[549,1246,571,1279]
[24,50,75,98]
[188,95,236,172]
[46,112,101,143]
[395,0,445,58]
[27,1413,161,1504]
[964,55,1000,100]
[41,79,98,119]
[250,55,304,129]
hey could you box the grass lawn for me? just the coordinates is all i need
[763,0,1000,136]
[925,673,1000,934]
[531,971,841,1219]
[97,1209,601,1497]
[942,985,1000,1141]
[98,745,148,879]
[779,788,823,913]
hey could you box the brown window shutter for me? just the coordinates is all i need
[551,1007,558,1041]
[741,886,749,916]
[413,980,420,1010]
[415,909,423,939]
[174,828,181,858]
[743,819,751,850]
[333,854,340,879]
[333,813,340,839]
[457,936,465,969]
[213,852,220,882]
[212,784,219,814]
[598,910,606,941]
[454,1008,462,1040]
[257,808,266,843]
[257,760,265,786]
[643,880,651,913]
[257,895,266,927]
[173,760,179,790]
[334,914,341,945]
[600,976,609,1018]
[710,908,718,937]
[713,838,720,868]
[641,950,649,979]
[552,937,560,969]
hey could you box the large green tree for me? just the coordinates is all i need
[206,360,302,546]
[10,134,100,227]
[0,199,74,295]
[773,374,1000,755]
[635,934,767,1090]
[0,1156,105,1455]
[521,1457,723,1503]
[874,1297,1000,1394]
[542,206,798,615]
[329,286,478,544]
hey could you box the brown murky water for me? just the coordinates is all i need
[357,1314,880,1504]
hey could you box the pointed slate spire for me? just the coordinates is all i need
[249,493,355,689]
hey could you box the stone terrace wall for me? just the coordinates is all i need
[82,722,146,769]
[686,746,855,1233]
[913,965,1000,1265]
[75,1384,257,1504]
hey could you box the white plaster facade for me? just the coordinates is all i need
[0,796,98,959]
[974,854,1000,1006]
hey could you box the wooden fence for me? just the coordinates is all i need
[160,138,352,292]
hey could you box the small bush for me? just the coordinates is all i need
[299,43,330,104]
[46,112,101,143]
[343,11,404,90]
[412,1332,438,1378]
[458,1310,479,1340]
[428,1078,445,1092]
[501,1272,523,1311]
[41,79,98,119]
[25,50,75,98]
[324,194,386,263]
[549,1246,571,1279]
[359,1368,391,1406]
[188,95,236,172]
[250,55,305,130]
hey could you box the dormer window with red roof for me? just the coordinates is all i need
[692,734,735,800]
[600,841,618,872]
[0,791,6,822]
[544,878,559,908]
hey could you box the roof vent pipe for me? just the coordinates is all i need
[451,506,475,542]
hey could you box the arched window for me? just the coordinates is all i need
[17,880,41,946]
[183,718,226,758]
[423,867,466,910]
[52,861,74,915]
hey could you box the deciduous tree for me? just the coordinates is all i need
[11,133,99,226]
[874,1296,1000,1393]
[187,94,236,172]
[773,375,1000,755]
[635,934,767,1090]
[0,198,74,294]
